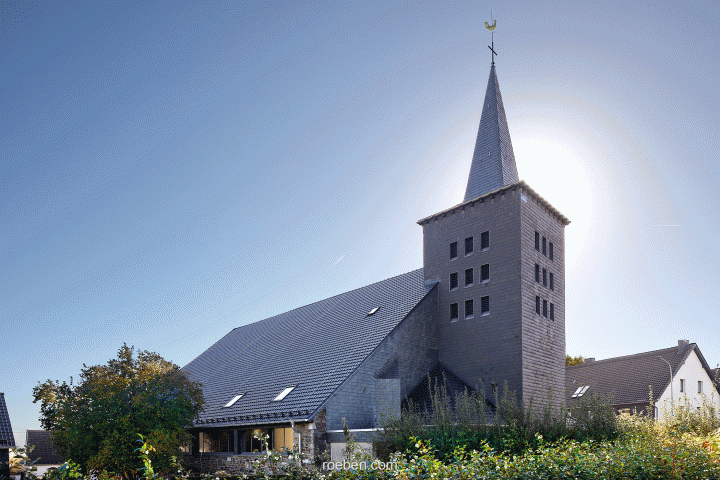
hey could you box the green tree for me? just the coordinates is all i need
[33,344,204,480]
[566,354,584,366]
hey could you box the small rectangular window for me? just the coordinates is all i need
[543,299,548,318]
[492,383,498,394]
[549,242,554,261]
[449,272,458,290]
[450,303,459,321]
[549,273,554,291]
[536,296,541,315]
[698,381,703,394]
[465,236,474,255]
[465,268,473,287]
[481,296,489,315]
[465,299,474,318]
[550,303,554,321]
[450,242,458,260]
[543,268,547,287]
[542,237,547,256]
[535,264,540,282]
[680,379,685,393]
[481,264,490,282]
[481,231,489,250]
[535,231,540,251]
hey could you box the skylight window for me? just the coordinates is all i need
[224,394,244,407]
[273,386,296,402]
[572,386,590,398]
[367,307,380,316]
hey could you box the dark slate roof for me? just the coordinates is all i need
[0,393,15,448]
[565,343,716,406]
[464,64,519,202]
[403,363,495,414]
[26,430,63,465]
[183,269,434,428]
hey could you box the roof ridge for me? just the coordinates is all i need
[227,268,424,334]
[565,344,688,368]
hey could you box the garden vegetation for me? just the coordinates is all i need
[31,345,204,480]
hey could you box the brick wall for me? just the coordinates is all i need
[519,186,566,411]
[421,187,523,398]
[323,287,439,430]
[420,184,567,410]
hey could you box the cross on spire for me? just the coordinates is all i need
[484,15,498,65]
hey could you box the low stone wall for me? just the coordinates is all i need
[182,454,257,475]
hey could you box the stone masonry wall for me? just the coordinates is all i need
[323,287,439,431]
[519,186,566,411]
[422,187,523,398]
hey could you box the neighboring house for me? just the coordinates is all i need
[182,59,569,473]
[0,393,17,478]
[566,341,720,420]
[26,430,63,465]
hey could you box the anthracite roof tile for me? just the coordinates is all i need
[565,343,716,406]
[0,393,16,448]
[183,269,431,427]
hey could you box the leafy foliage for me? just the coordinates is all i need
[565,354,584,366]
[373,380,618,460]
[33,344,204,479]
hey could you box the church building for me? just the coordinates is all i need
[182,52,569,471]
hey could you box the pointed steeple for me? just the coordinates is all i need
[464,65,519,202]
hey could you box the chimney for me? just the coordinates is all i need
[585,358,595,363]
[678,339,690,355]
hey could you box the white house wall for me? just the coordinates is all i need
[655,350,720,421]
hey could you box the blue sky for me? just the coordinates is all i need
[2,1,719,442]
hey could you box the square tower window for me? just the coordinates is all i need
[450,303,459,321]
[536,296,541,315]
[543,268,547,287]
[549,242,554,261]
[481,296,490,315]
[535,231,540,251]
[542,237,547,256]
[465,236,474,255]
[543,299,548,318]
[535,264,540,282]
[449,272,458,291]
[480,264,489,282]
[481,231,489,250]
[465,299,474,318]
[450,242,458,260]
[550,303,554,321]
[549,273,554,291]
[465,268,474,287]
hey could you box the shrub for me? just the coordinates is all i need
[373,379,619,460]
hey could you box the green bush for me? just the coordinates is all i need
[373,380,619,460]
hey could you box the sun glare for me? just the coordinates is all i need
[514,137,592,269]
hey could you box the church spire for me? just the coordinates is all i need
[463,33,519,202]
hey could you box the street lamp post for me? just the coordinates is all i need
[658,356,674,417]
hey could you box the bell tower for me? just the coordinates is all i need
[418,30,569,409]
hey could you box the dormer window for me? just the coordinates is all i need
[224,394,244,408]
[273,386,296,402]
